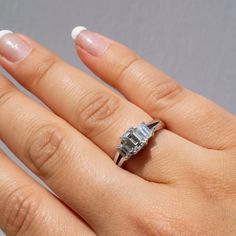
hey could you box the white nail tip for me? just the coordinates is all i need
[0,30,13,39]
[71,26,87,40]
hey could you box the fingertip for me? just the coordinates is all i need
[0,30,13,39]
[71,26,87,41]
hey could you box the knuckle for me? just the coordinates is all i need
[0,87,15,109]
[131,208,196,236]
[116,55,141,86]
[144,80,185,117]
[27,124,65,178]
[25,53,60,88]
[125,206,163,235]
[2,185,42,235]
[75,91,121,137]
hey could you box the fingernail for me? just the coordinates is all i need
[0,30,32,63]
[71,26,109,56]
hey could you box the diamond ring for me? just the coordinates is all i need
[114,119,165,167]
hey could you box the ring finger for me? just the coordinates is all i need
[0,74,150,234]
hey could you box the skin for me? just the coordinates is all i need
[0,32,235,236]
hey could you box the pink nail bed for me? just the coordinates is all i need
[71,26,109,56]
[0,30,32,63]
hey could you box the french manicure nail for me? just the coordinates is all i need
[0,30,32,63]
[71,26,109,56]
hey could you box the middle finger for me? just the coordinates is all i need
[0,31,203,182]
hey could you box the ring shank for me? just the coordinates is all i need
[114,152,127,167]
[146,119,165,132]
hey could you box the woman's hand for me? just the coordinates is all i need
[0,27,235,235]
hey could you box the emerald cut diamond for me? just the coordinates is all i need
[117,123,153,158]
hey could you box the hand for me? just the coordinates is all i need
[0,27,235,236]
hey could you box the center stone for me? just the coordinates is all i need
[117,123,153,158]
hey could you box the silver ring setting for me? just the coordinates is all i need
[114,119,165,167]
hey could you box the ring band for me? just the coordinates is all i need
[114,119,165,167]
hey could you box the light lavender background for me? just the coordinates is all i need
[0,0,235,235]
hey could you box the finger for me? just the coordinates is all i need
[0,150,93,236]
[0,31,201,184]
[0,74,153,234]
[73,26,236,150]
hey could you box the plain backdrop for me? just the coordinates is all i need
[0,0,235,235]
